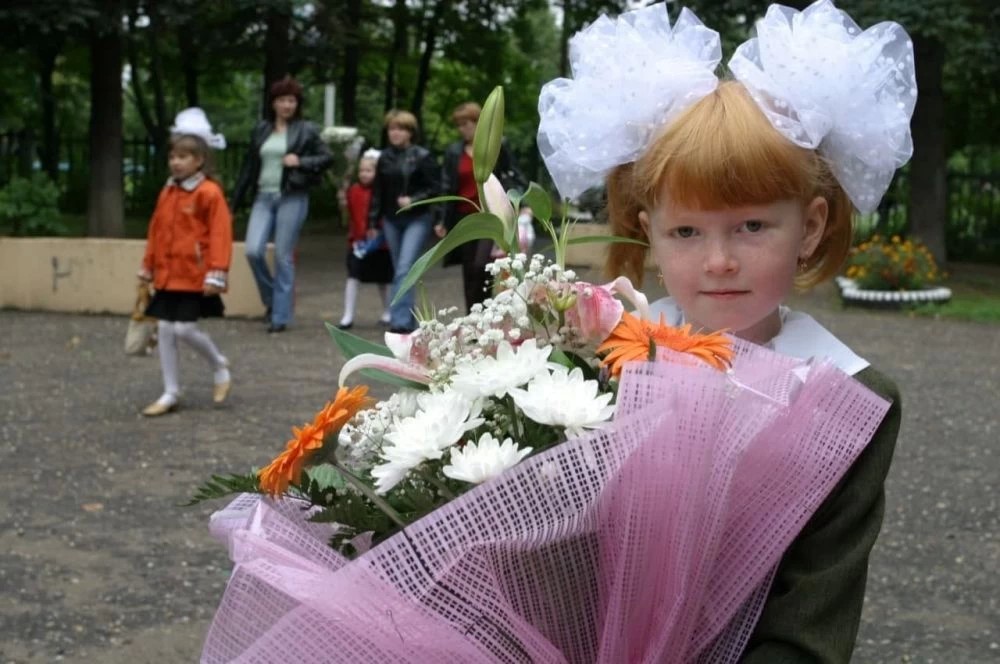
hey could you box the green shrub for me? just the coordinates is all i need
[0,173,67,236]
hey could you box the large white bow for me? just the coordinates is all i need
[728,0,917,213]
[537,3,721,200]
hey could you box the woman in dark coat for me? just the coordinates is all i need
[366,109,440,334]
[232,77,333,333]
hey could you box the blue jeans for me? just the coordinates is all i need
[382,212,434,331]
[245,192,309,326]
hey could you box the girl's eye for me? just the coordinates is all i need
[670,226,697,239]
[742,220,764,233]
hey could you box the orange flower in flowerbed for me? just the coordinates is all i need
[597,312,734,377]
[259,385,375,497]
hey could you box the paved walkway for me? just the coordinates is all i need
[1,230,997,662]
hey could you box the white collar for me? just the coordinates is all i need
[167,172,206,192]
[647,297,869,376]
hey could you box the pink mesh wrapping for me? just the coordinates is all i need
[201,341,890,663]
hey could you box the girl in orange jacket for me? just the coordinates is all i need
[138,108,234,416]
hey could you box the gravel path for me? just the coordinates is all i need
[1,231,996,663]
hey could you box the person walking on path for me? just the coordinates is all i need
[138,108,233,416]
[338,149,392,329]
[232,76,333,334]
[435,101,528,312]
[367,110,440,334]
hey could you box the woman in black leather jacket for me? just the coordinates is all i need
[366,109,440,334]
[232,77,332,333]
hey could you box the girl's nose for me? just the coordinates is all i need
[703,240,738,274]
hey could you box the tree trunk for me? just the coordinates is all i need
[127,11,157,143]
[411,0,448,124]
[178,24,199,107]
[38,42,61,181]
[87,8,125,238]
[146,0,169,154]
[384,0,408,113]
[907,35,948,265]
[559,0,572,77]
[341,0,363,126]
[262,5,291,113]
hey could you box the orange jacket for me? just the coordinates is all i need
[141,175,233,292]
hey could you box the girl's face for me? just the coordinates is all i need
[640,195,827,345]
[272,94,298,121]
[387,124,413,148]
[168,149,204,181]
[456,118,477,143]
[357,160,376,186]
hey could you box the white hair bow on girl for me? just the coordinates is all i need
[170,107,227,150]
[728,0,917,212]
[537,3,721,200]
[537,0,917,213]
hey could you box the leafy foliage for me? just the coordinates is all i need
[184,472,261,506]
[0,174,66,236]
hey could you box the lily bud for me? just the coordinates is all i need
[473,86,505,185]
[564,283,625,344]
[482,174,515,228]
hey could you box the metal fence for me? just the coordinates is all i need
[2,130,998,260]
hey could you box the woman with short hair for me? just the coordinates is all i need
[232,76,333,333]
[367,109,440,334]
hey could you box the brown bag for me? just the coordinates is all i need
[124,284,157,356]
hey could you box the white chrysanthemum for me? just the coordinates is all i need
[509,365,615,436]
[449,339,553,399]
[442,432,532,485]
[373,391,484,493]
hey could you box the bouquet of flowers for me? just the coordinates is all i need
[194,88,892,664]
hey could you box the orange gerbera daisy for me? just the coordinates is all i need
[258,385,374,497]
[596,312,734,377]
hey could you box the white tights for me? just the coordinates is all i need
[339,279,390,326]
[154,320,229,405]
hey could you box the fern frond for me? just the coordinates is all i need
[183,472,261,506]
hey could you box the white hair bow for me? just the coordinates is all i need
[170,107,227,150]
[537,3,721,200]
[728,0,917,212]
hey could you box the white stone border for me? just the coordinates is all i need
[836,277,952,304]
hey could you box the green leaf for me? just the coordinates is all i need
[520,182,552,222]
[306,464,349,492]
[398,195,479,214]
[182,472,260,506]
[326,322,391,359]
[566,235,649,247]
[392,212,507,305]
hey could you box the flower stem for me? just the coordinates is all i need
[332,462,408,529]
[417,466,456,500]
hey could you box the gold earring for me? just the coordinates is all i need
[657,272,664,284]
[797,257,808,273]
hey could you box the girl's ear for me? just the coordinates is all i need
[638,210,651,239]
[800,196,828,259]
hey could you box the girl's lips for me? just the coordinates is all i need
[701,290,749,299]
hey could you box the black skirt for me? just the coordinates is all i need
[145,290,225,322]
[346,248,394,284]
